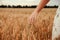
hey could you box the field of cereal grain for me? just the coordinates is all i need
[0,8,57,40]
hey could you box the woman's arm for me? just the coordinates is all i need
[28,0,50,24]
[34,0,50,13]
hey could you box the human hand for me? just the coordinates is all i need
[28,12,38,24]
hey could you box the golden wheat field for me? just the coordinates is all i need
[0,8,57,40]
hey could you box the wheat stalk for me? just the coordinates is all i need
[26,23,36,40]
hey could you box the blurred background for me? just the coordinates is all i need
[0,0,59,8]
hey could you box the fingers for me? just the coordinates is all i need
[30,16,34,24]
[28,12,38,25]
[28,16,34,25]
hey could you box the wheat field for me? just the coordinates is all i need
[0,8,57,40]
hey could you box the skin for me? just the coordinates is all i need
[28,0,50,24]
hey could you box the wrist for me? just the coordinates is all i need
[33,11,39,15]
[32,11,39,16]
[34,9,40,14]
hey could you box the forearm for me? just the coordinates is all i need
[34,0,50,13]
